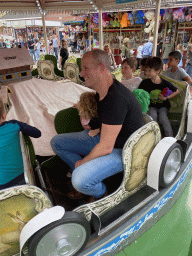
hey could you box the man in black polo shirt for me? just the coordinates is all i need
[51,49,144,201]
[27,37,36,62]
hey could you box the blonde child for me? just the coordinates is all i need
[121,57,142,91]
[75,92,100,137]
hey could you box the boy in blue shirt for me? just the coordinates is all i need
[0,98,41,189]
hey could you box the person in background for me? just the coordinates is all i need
[103,44,117,71]
[27,37,36,62]
[156,40,163,57]
[139,57,180,137]
[35,39,41,62]
[0,98,41,190]
[0,37,6,48]
[141,37,153,58]
[77,37,82,52]
[82,35,87,49]
[185,44,192,89]
[59,39,69,70]
[49,36,53,54]
[176,44,184,68]
[164,51,192,94]
[21,39,24,47]
[121,38,130,59]
[136,41,144,69]
[162,37,174,71]
[79,41,85,58]
[86,36,93,51]
[121,57,142,91]
[52,34,58,60]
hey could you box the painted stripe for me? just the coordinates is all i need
[89,160,192,256]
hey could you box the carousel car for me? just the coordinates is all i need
[1,76,192,256]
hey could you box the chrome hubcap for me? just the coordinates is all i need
[164,148,181,184]
[57,238,72,255]
[36,223,86,256]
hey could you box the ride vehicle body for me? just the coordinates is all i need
[1,77,192,256]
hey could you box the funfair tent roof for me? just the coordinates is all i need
[0,0,192,16]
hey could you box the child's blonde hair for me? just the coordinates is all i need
[0,98,5,118]
[77,92,97,119]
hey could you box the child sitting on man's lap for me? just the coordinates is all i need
[138,57,180,137]
[75,92,100,137]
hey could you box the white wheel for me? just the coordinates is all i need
[159,143,183,187]
[28,212,90,256]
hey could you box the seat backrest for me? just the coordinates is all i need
[160,74,188,114]
[63,62,84,85]
[66,55,77,64]
[37,60,59,80]
[123,121,161,193]
[0,185,52,256]
[54,107,83,134]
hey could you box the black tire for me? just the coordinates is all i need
[159,143,183,188]
[28,211,91,256]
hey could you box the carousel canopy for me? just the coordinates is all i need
[0,0,192,16]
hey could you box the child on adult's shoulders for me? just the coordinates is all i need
[138,57,180,137]
[164,51,192,94]
[121,57,142,92]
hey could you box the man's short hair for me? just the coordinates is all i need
[122,57,137,70]
[145,57,163,71]
[0,98,5,118]
[83,49,111,71]
[169,51,182,61]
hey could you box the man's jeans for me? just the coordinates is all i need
[29,49,36,62]
[149,107,173,136]
[36,49,40,61]
[53,47,58,60]
[51,130,123,198]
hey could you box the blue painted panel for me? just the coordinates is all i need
[116,0,137,4]
[89,160,192,256]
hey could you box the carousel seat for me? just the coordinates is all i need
[63,62,84,85]
[0,132,52,256]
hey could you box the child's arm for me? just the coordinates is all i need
[12,120,41,138]
[88,128,100,137]
[159,89,180,101]
[184,75,192,85]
